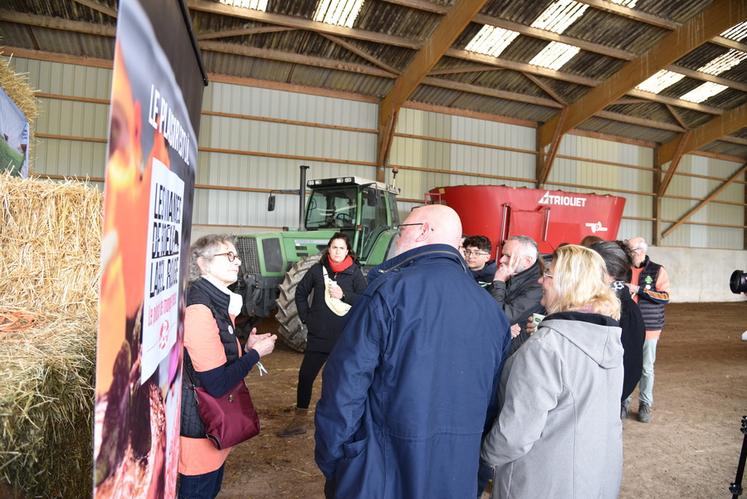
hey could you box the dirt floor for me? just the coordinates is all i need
[220,302,747,498]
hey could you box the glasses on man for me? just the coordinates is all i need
[214,251,241,263]
[464,249,490,257]
[395,222,426,235]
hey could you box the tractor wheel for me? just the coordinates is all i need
[275,254,321,352]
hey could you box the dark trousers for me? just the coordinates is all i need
[297,350,329,409]
[178,465,225,499]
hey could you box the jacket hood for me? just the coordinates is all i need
[540,311,623,369]
[367,244,467,283]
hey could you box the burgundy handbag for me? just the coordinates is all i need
[193,380,260,449]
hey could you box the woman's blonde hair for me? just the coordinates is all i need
[188,234,236,283]
[545,244,620,320]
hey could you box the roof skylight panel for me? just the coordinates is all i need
[680,82,729,103]
[313,0,365,28]
[635,70,685,94]
[722,21,747,41]
[530,0,589,34]
[219,0,268,10]
[465,25,520,57]
[697,49,747,76]
[529,41,580,70]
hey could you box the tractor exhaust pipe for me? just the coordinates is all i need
[299,165,309,230]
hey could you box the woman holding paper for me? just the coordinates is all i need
[278,232,366,437]
[179,235,276,498]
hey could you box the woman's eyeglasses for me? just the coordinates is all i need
[214,251,241,263]
[543,271,554,279]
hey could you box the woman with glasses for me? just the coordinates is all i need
[278,232,367,438]
[481,245,623,499]
[179,235,277,498]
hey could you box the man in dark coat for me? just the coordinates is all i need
[314,205,510,499]
[490,235,544,354]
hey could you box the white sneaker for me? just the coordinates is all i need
[742,330,747,341]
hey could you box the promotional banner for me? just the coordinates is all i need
[0,86,30,177]
[93,0,206,497]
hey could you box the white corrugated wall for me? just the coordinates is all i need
[6,56,745,251]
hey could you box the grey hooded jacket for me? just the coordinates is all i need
[481,312,624,499]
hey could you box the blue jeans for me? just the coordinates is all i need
[178,465,225,499]
[639,338,658,406]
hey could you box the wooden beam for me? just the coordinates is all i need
[596,110,685,133]
[538,108,568,187]
[387,0,679,32]
[652,157,661,245]
[197,26,294,41]
[522,72,566,105]
[319,34,401,75]
[0,9,116,37]
[423,77,563,108]
[658,102,747,166]
[719,135,747,146]
[538,0,745,149]
[446,48,599,87]
[665,104,689,130]
[429,64,498,76]
[377,110,398,181]
[0,45,114,69]
[627,89,723,116]
[377,0,488,169]
[575,0,678,30]
[380,0,448,15]
[661,162,747,239]
[200,41,396,79]
[474,13,635,61]
[72,0,117,18]
[188,0,420,49]
[657,131,692,197]
[667,64,747,94]
[711,35,747,53]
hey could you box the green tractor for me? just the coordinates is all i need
[233,171,400,351]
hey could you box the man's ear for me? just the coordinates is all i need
[415,222,430,242]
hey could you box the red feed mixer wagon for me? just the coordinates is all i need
[426,185,626,258]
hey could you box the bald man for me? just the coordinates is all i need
[315,205,511,499]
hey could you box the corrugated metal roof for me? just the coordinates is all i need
[0,0,744,159]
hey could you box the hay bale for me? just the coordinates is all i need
[0,173,102,498]
[0,52,39,126]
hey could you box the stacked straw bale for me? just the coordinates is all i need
[0,52,39,125]
[0,173,102,497]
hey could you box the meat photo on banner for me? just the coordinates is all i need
[93,0,206,497]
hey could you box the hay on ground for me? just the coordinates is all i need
[0,173,102,498]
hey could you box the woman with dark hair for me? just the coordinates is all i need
[590,240,646,418]
[278,232,367,437]
[179,235,277,498]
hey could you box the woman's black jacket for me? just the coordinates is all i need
[295,256,367,353]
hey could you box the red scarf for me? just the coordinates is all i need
[328,254,353,274]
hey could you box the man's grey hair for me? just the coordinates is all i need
[626,237,648,253]
[508,235,538,262]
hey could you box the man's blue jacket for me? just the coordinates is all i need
[315,244,510,498]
